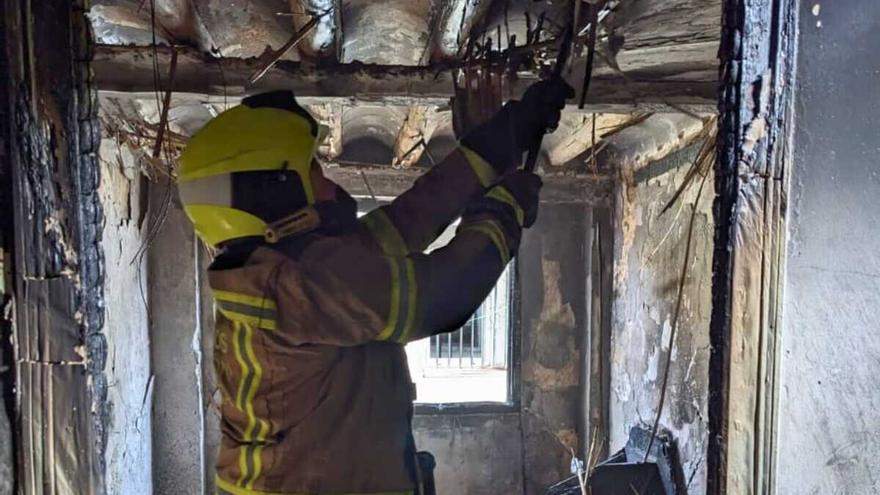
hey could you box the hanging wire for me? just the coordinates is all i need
[590,113,599,173]
[212,46,229,111]
[578,3,599,109]
[360,171,378,203]
[643,129,715,461]
[133,0,178,304]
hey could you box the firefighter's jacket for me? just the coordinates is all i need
[209,147,526,495]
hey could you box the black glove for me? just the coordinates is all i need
[466,171,544,231]
[499,171,543,228]
[460,78,575,176]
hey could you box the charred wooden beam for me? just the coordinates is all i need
[3,0,109,492]
[708,0,796,490]
[593,0,720,80]
[93,44,717,113]
[323,163,612,205]
[559,113,706,172]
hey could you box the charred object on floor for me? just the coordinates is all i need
[546,427,681,495]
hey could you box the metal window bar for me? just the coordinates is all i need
[428,265,511,369]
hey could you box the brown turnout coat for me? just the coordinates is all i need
[209,147,524,495]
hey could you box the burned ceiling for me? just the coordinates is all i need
[91,0,720,188]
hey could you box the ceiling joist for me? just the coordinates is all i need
[92,44,717,114]
[323,164,612,205]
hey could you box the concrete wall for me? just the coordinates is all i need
[609,145,712,493]
[775,2,880,493]
[413,413,525,494]
[148,184,210,495]
[519,204,590,493]
[98,139,154,494]
[413,203,591,495]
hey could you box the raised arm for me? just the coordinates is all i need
[397,172,542,340]
[358,79,574,255]
[358,145,499,255]
[272,172,542,346]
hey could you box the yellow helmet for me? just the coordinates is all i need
[178,92,327,247]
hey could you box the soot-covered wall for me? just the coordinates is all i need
[609,144,713,493]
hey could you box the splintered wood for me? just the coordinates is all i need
[392,105,431,168]
[451,66,507,137]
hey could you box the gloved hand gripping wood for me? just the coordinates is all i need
[465,171,544,235]
[460,78,576,175]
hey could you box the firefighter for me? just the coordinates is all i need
[177,81,574,495]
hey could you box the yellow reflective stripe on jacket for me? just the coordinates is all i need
[375,256,417,344]
[375,257,401,341]
[461,219,511,266]
[362,208,408,255]
[363,209,417,343]
[460,146,497,188]
[394,258,417,343]
[214,290,278,330]
[216,476,414,495]
[231,321,270,489]
[486,186,525,226]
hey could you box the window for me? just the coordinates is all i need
[357,206,516,406]
[405,265,512,404]
[404,220,514,405]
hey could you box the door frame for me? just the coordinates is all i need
[708,0,798,492]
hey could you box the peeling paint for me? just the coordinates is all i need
[645,346,659,383]
[615,164,637,290]
[610,144,712,493]
[98,135,153,494]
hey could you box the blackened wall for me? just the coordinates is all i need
[609,145,713,493]
[0,1,14,490]
[519,203,590,493]
[2,1,108,492]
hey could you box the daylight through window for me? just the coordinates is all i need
[405,264,511,404]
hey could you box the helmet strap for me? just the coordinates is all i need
[264,206,321,243]
[263,185,358,243]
